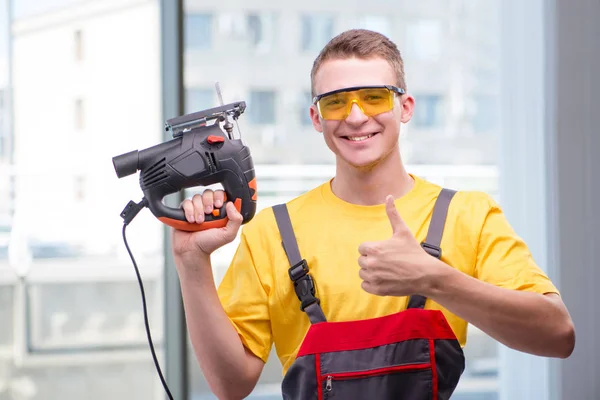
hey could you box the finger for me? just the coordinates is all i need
[361,280,387,296]
[385,195,407,236]
[202,189,214,214]
[181,199,195,223]
[357,255,370,269]
[191,194,205,223]
[222,201,243,241]
[213,190,226,208]
[358,265,369,281]
[358,241,375,256]
[361,281,375,295]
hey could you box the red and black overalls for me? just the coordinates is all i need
[272,188,465,400]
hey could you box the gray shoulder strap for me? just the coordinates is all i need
[421,188,457,259]
[408,188,457,309]
[272,204,326,324]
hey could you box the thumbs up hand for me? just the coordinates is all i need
[358,195,441,297]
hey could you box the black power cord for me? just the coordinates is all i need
[120,198,175,400]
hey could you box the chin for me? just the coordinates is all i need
[339,153,384,170]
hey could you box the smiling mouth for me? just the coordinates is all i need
[343,133,376,141]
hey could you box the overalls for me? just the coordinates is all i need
[272,188,465,400]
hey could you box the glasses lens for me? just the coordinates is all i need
[317,92,348,120]
[356,88,393,116]
[317,87,393,120]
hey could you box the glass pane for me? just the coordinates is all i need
[185,14,212,50]
[184,1,501,399]
[300,14,333,52]
[412,94,445,128]
[2,1,166,399]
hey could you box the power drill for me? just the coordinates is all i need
[112,86,257,231]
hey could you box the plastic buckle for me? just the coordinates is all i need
[294,275,319,311]
[421,242,442,259]
[288,259,309,282]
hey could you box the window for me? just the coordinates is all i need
[300,91,313,126]
[216,12,247,39]
[8,1,166,398]
[248,90,276,124]
[185,13,212,50]
[0,90,5,160]
[246,12,276,52]
[74,98,84,130]
[74,29,83,61]
[74,175,85,201]
[185,88,214,114]
[301,14,333,52]
[359,15,392,38]
[406,20,442,61]
[413,94,444,128]
[183,2,505,400]
[472,94,498,133]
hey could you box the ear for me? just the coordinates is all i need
[399,94,415,124]
[309,104,323,133]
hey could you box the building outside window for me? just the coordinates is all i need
[248,90,276,125]
[412,94,445,129]
[185,13,213,50]
[301,14,334,52]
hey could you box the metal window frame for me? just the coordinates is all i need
[159,0,187,399]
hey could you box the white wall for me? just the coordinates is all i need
[11,0,163,260]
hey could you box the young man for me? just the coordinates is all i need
[172,29,575,399]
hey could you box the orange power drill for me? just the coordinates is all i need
[112,95,257,231]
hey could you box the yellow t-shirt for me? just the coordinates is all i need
[217,174,559,375]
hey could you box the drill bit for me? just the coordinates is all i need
[215,82,234,139]
[215,82,225,106]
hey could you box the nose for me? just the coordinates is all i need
[345,101,368,125]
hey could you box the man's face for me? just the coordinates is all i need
[310,57,414,169]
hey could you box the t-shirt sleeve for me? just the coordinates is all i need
[473,194,559,295]
[217,228,273,363]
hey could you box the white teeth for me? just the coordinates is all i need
[347,134,373,141]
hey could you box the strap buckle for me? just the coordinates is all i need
[288,259,320,311]
[421,242,442,259]
[288,259,309,281]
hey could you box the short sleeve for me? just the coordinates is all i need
[474,196,559,295]
[217,229,273,363]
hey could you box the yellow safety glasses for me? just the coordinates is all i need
[313,85,405,120]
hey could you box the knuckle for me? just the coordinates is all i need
[371,274,382,286]
[368,243,381,255]
[361,258,370,269]
[365,243,379,256]
[202,190,214,201]
[192,194,203,206]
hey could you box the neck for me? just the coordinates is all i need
[331,149,414,206]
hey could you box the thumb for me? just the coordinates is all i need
[223,201,243,238]
[385,195,406,236]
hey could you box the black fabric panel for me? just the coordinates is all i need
[282,354,318,400]
[322,368,433,400]
[320,339,431,375]
[434,339,466,400]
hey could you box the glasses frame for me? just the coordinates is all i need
[312,85,406,105]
